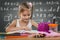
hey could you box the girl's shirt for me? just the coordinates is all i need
[16,19,32,30]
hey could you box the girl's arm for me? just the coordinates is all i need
[5,20,22,32]
[31,20,38,28]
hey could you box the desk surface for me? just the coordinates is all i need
[4,37,60,40]
[0,33,60,40]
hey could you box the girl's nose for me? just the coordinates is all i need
[25,16,29,19]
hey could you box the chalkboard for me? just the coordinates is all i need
[0,0,60,32]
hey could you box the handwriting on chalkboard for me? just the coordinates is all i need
[34,6,60,12]
[32,13,54,18]
[0,1,60,12]
[33,1,59,5]
[4,14,12,21]
[3,1,60,6]
[0,6,60,12]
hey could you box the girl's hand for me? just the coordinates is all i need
[22,26,31,31]
[16,26,31,31]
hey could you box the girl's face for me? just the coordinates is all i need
[20,10,31,22]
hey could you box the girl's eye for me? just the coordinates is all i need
[23,15,26,16]
[28,14,30,16]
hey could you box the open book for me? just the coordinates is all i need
[6,30,40,34]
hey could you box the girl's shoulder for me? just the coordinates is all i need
[30,20,36,24]
[31,20,35,22]
[11,19,18,24]
[29,19,36,23]
[31,20,38,28]
[13,19,19,22]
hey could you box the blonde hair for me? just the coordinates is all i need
[18,2,33,19]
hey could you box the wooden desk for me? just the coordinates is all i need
[5,37,60,40]
[0,32,60,40]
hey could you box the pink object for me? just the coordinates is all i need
[38,22,50,33]
[37,22,60,37]
[46,30,60,37]
[38,30,60,37]
[28,2,32,7]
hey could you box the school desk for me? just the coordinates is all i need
[0,32,60,40]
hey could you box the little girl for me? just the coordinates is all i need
[6,2,38,32]
[5,2,46,38]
